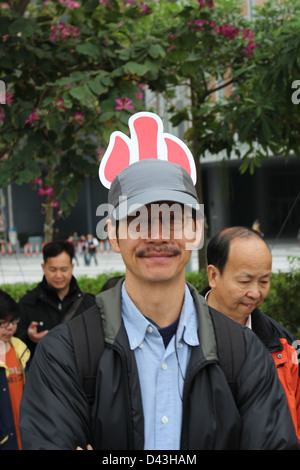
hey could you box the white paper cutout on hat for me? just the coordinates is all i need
[99,111,197,189]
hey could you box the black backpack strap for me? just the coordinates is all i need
[68,305,105,405]
[209,307,245,401]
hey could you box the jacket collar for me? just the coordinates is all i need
[251,309,282,350]
[95,278,218,363]
[0,337,30,379]
[200,285,282,351]
[40,275,79,299]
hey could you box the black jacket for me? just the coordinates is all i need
[19,281,299,450]
[16,276,95,354]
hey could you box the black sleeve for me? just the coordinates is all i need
[16,300,31,345]
[19,324,92,450]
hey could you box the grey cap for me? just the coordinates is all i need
[108,159,200,220]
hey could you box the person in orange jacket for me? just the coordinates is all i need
[0,290,31,450]
[201,226,300,441]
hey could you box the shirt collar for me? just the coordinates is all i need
[121,283,199,350]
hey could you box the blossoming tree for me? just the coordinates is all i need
[2,0,297,254]
[0,0,149,242]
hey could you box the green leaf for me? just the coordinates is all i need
[69,85,96,102]
[123,61,149,76]
[88,77,108,96]
[9,18,35,38]
[65,186,78,206]
[76,42,100,58]
[149,43,165,59]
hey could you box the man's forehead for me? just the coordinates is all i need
[45,253,72,265]
[227,237,272,267]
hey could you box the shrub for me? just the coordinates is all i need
[1,264,299,336]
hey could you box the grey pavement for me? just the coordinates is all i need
[0,238,299,286]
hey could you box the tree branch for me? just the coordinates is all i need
[15,0,31,16]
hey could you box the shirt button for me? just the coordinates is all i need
[161,362,168,370]
[147,326,153,333]
[161,416,168,424]
[138,343,144,349]
[177,342,183,349]
[277,354,282,359]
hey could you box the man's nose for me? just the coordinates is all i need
[149,220,170,240]
[246,285,261,299]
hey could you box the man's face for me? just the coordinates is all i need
[108,202,202,286]
[207,237,272,324]
[42,251,74,297]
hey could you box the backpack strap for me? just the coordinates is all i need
[61,295,85,324]
[67,305,105,405]
[209,307,245,401]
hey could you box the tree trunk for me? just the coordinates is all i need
[44,200,54,244]
[195,157,208,271]
[189,77,208,272]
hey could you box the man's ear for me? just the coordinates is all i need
[207,264,220,288]
[107,219,120,253]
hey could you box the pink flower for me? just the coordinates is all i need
[58,0,80,8]
[198,0,214,13]
[54,97,67,110]
[243,41,258,57]
[50,198,61,210]
[38,186,54,196]
[136,92,144,100]
[6,93,13,104]
[72,111,84,123]
[214,24,240,40]
[115,97,134,111]
[0,91,13,104]
[32,178,43,186]
[25,108,38,124]
[49,22,81,41]
[97,147,105,160]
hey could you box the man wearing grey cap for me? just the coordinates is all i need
[19,117,298,450]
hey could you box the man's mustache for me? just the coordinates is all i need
[136,245,181,258]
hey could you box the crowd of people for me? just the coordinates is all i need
[67,232,111,266]
[0,145,299,450]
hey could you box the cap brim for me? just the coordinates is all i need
[113,189,200,220]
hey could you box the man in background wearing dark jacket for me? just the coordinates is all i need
[16,240,95,355]
[202,226,300,442]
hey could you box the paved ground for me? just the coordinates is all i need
[0,238,299,286]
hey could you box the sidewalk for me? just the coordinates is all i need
[0,238,298,286]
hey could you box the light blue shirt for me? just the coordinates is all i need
[121,283,199,450]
